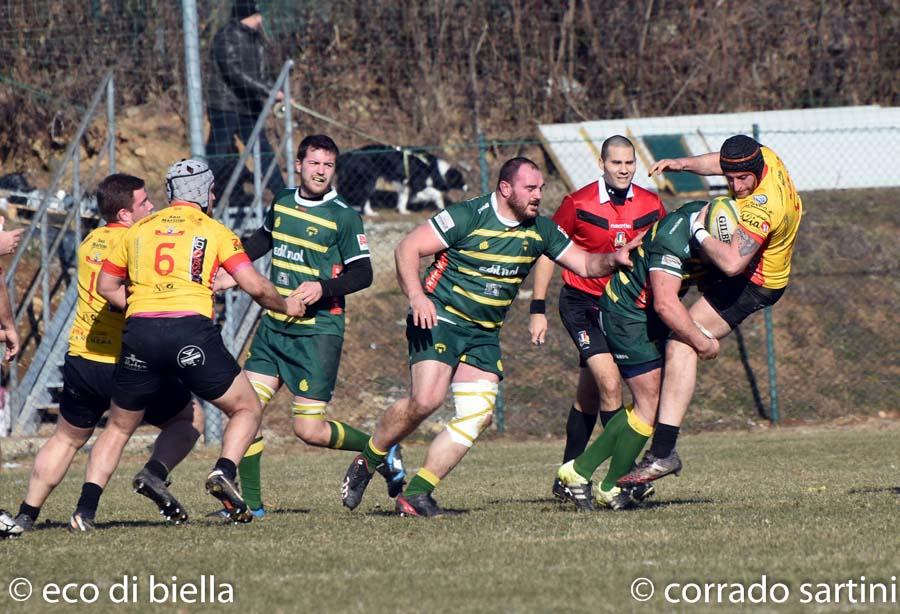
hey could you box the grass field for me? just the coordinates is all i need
[1,422,898,613]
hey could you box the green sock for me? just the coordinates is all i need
[361,438,387,474]
[328,421,370,452]
[404,468,440,497]
[601,411,653,490]
[573,409,628,479]
[238,436,265,510]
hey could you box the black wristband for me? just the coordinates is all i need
[529,299,546,315]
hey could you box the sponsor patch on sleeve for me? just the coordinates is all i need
[556,224,569,239]
[356,234,369,250]
[434,210,455,233]
[660,254,682,270]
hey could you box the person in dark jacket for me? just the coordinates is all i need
[206,0,285,200]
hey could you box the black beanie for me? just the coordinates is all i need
[719,135,764,181]
[232,0,260,20]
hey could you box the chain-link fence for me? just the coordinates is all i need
[0,1,897,438]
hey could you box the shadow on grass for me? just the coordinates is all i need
[510,497,716,508]
[366,508,473,518]
[264,508,311,516]
[847,486,899,496]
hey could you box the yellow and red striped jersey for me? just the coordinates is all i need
[102,202,251,318]
[735,147,803,289]
[68,223,128,363]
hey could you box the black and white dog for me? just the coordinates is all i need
[336,145,467,215]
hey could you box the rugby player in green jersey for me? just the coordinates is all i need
[555,200,721,511]
[216,134,405,517]
[340,157,642,516]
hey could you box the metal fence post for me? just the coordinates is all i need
[284,71,294,189]
[478,132,490,194]
[753,123,779,424]
[107,76,116,172]
[182,0,206,159]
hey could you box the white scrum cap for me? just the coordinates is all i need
[165,159,214,210]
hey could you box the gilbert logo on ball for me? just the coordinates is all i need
[705,196,740,243]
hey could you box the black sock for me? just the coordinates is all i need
[649,423,681,458]
[75,482,103,518]
[599,405,625,428]
[145,459,169,481]
[214,458,237,481]
[563,406,598,462]
[18,502,41,522]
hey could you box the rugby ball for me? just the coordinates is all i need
[704,196,740,243]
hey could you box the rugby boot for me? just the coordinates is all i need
[341,454,374,510]
[133,468,189,524]
[0,509,24,539]
[556,460,596,512]
[617,450,682,486]
[396,493,448,517]
[375,444,407,498]
[208,506,265,520]
[630,482,656,504]
[205,469,253,524]
[69,511,96,532]
[595,485,635,511]
[13,512,35,533]
[551,477,568,501]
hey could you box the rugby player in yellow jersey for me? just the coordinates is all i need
[619,135,803,485]
[77,160,303,526]
[0,174,202,536]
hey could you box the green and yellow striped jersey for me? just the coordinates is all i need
[600,200,706,321]
[262,188,369,337]
[425,193,572,330]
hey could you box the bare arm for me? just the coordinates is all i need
[528,255,555,345]
[649,152,723,177]
[0,275,19,360]
[213,268,237,292]
[697,227,762,277]
[555,232,644,278]
[97,271,128,311]
[649,270,718,360]
[394,222,446,329]
[231,265,304,317]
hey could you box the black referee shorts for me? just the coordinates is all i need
[61,354,191,429]
[558,284,611,368]
[112,315,240,412]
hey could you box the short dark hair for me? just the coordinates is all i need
[96,173,144,222]
[497,157,539,188]
[600,135,634,160]
[297,134,339,162]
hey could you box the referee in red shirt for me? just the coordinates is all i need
[529,135,666,502]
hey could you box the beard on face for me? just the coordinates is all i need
[508,190,539,218]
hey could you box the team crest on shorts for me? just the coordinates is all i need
[484,283,501,297]
[299,379,309,392]
[434,343,447,354]
[177,345,205,368]
[577,330,590,348]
